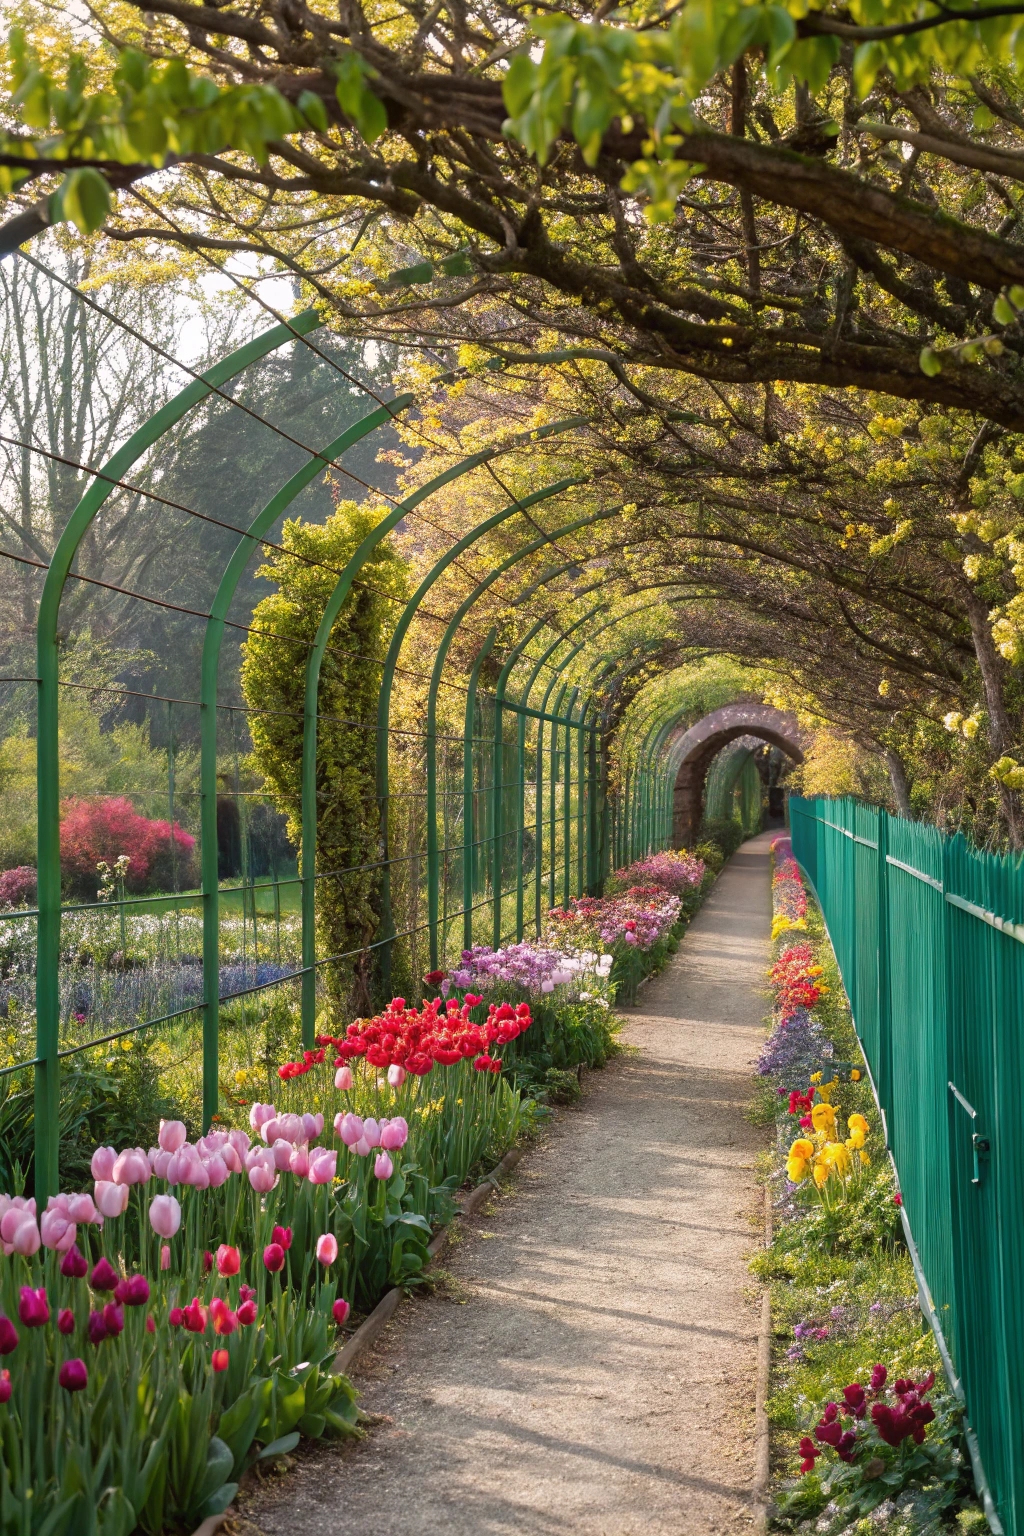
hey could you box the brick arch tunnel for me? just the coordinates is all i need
[668,703,806,848]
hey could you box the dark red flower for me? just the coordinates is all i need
[89,1258,118,1292]
[271,1225,292,1251]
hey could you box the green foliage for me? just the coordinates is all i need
[241,502,408,1013]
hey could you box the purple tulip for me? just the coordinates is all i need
[58,1358,88,1393]
[60,1244,89,1279]
[89,1257,118,1292]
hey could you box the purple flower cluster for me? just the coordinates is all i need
[756,1004,833,1086]
[441,943,613,1000]
[615,851,705,895]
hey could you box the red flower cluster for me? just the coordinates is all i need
[59,796,197,897]
[319,996,533,1077]
[278,1047,327,1081]
[769,944,824,1018]
[799,1364,936,1474]
[788,1088,814,1117]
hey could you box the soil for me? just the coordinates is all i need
[236,831,774,1536]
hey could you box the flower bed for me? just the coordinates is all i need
[753,845,985,1536]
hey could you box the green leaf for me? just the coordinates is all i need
[51,167,111,235]
[199,1483,239,1519]
[256,1432,301,1460]
[439,251,474,277]
[919,345,943,377]
[502,54,538,120]
[298,90,329,132]
[993,294,1015,326]
[195,1438,235,1507]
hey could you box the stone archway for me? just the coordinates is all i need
[668,703,806,848]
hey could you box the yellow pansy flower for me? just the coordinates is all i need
[787,1156,810,1182]
[812,1102,837,1132]
[848,1113,869,1134]
[813,1163,830,1188]
[790,1138,815,1160]
[821,1142,852,1175]
[851,1069,862,1082]
[810,1071,823,1084]
[846,1128,866,1150]
[859,1150,871,1166]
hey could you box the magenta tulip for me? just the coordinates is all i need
[262,1242,285,1273]
[59,1358,88,1393]
[114,1275,149,1307]
[18,1287,49,1328]
[60,1244,88,1280]
[158,1119,187,1153]
[0,1370,11,1403]
[58,1308,75,1335]
[316,1233,338,1266]
[87,1310,108,1345]
[374,1152,394,1181]
[0,1317,18,1354]
[90,1147,116,1181]
[148,1194,181,1239]
[237,1299,257,1326]
[334,1065,353,1090]
[89,1257,118,1292]
[332,1298,350,1326]
[101,1303,123,1337]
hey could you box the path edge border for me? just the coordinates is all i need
[189,1142,526,1536]
[752,1181,773,1533]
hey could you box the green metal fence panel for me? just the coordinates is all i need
[791,795,1023,1536]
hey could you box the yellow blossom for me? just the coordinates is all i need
[859,1150,871,1166]
[786,1156,811,1182]
[813,1163,830,1189]
[848,1113,869,1134]
[821,1142,852,1175]
[846,1128,866,1150]
[851,1069,861,1082]
[790,1138,815,1160]
[812,1102,837,1133]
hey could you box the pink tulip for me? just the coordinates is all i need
[161,1244,171,1271]
[307,1150,337,1185]
[93,1181,129,1219]
[10,1213,40,1255]
[374,1152,394,1181]
[197,1131,227,1157]
[148,1194,182,1239]
[165,1148,191,1186]
[249,1102,276,1132]
[332,1298,350,1326]
[220,1143,242,1174]
[182,1160,210,1190]
[90,1147,116,1181]
[204,1154,229,1188]
[260,1118,281,1145]
[352,1136,372,1158]
[362,1118,381,1148]
[158,1119,187,1153]
[40,1209,73,1250]
[334,1066,353,1090]
[289,1145,310,1178]
[112,1148,150,1186]
[336,1113,363,1147]
[315,1233,338,1266]
[302,1113,324,1141]
[248,1163,277,1194]
[380,1118,408,1152]
[227,1128,251,1158]
[149,1149,172,1179]
[387,1064,406,1088]
[272,1140,293,1172]
[66,1193,99,1225]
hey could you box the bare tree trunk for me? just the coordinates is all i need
[964,589,1022,848]
[883,748,912,819]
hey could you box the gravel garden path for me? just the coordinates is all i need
[239,832,773,1536]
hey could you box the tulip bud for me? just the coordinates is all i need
[374,1152,394,1181]
[332,1298,350,1326]
[271,1225,292,1251]
[308,1150,337,1184]
[386,1064,406,1088]
[148,1194,182,1240]
[158,1119,187,1153]
[212,1348,230,1372]
[18,1287,49,1328]
[337,1113,363,1147]
[102,1303,124,1338]
[112,1148,151,1186]
[334,1066,353,1091]
[289,1144,310,1178]
[204,1154,230,1188]
[58,1308,75,1336]
[216,1244,240,1277]
[93,1181,129,1220]
[168,1308,184,1328]
[60,1244,89,1280]
[316,1233,338,1266]
[263,1242,285,1274]
[90,1147,117,1182]
[114,1275,149,1307]
[237,1299,258,1326]
[10,1213,40,1256]
[161,1244,171,1271]
[89,1257,118,1292]
[0,1318,18,1355]
[248,1163,276,1194]
[87,1310,107,1345]
[59,1358,88,1393]
[0,1370,10,1403]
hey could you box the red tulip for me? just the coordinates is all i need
[58,1358,88,1393]
[237,1300,258,1326]
[215,1244,240,1277]
[332,1298,350,1326]
[272,1225,292,1251]
[210,1298,238,1336]
[182,1298,208,1334]
[212,1348,230,1372]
